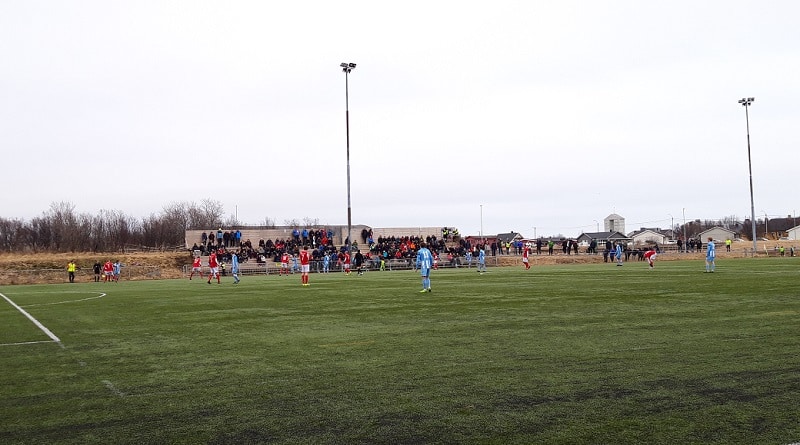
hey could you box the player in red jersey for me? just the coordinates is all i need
[522,245,530,270]
[343,250,351,275]
[103,260,114,282]
[280,252,291,276]
[189,256,202,280]
[299,246,311,286]
[207,252,220,284]
[644,248,657,269]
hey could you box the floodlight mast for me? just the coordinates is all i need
[739,97,757,253]
[341,62,356,252]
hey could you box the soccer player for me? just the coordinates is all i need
[416,241,433,292]
[477,247,487,273]
[522,245,530,270]
[465,250,472,268]
[615,243,623,266]
[189,256,202,280]
[103,260,114,282]
[322,252,330,273]
[207,251,220,284]
[343,250,351,275]
[705,237,716,272]
[280,251,290,276]
[112,260,121,282]
[299,246,311,286]
[231,252,240,284]
[644,247,657,269]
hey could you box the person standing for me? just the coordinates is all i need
[299,246,310,286]
[477,247,487,273]
[112,260,121,282]
[343,250,351,275]
[644,247,657,269]
[705,237,716,273]
[615,243,623,266]
[354,250,365,276]
[280,251,291,276]
[92,261,102,282]
[322,252,330,273]
[416,241,434,292]
[103,260,114,282]
[207,251,221,284]
[522,245,530,270]
[725,238,732,252]
[67,260,77,283]
[231,252,240,284]
[189,256,203,280]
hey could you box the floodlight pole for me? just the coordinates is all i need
[682,208,687,253]
[341,62,356,251]
[480,204,484,246]
[739,97,757,253]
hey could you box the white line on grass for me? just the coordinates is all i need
[102,380,126,397]
[21,292,106,307]
[0,292,61,346]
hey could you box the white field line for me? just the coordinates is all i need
[21,293,106,307]
[0,292,61,345]
[102,380,126,397]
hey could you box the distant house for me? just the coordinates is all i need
[697,227,736,243]
[576,231,630,246]
[787,225,800,240]
[496,232,524,245]
[765,216,798,239]
[628,228,669,246]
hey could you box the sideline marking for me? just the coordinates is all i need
[0,292,61,345]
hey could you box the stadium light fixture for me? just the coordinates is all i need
[739,97,757,253]
[341,62,356,251]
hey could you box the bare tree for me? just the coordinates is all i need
[302,217,320,227]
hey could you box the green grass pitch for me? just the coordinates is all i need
[1,259,799,444]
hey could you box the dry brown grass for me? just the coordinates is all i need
[0,251,191,285]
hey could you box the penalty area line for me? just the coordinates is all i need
[0,292,62,346]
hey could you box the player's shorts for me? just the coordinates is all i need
[344,264,351,271]
[522,258,529,263]
[301,265,310,273]
[105,271,113,277]
[209,267,219,275]
[192,267,202,273]
[281,263,289,269]
[419,267,431,277]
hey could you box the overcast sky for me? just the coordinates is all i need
[2,1,798,238]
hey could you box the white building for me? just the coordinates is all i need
[604,214,625,234]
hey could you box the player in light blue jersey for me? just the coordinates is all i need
[322,253,330,273]
[231,252,240,283]
[112,260,121,282]
[477,247,487,273]
[615,243,623,266]
[416,241,434,292]
[705,237,716,272]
